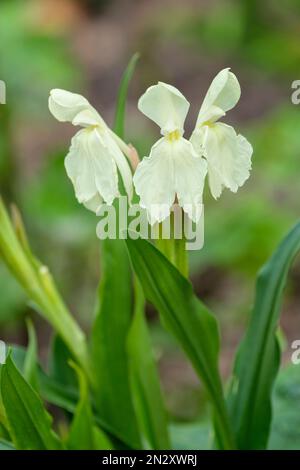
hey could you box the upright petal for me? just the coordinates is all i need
[133,138,175,224]
[65,128,119,210]
[138,82,190,135]
[173,139,207,222]
[197,123,253,199]
[197,69,241,125]
[49,89,101,127]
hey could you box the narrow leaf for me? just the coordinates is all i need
[91,239,141,449]
[127,278,170,449]
[68,362,112,450]
[5,345,129,447]
[0,439,15,450]
[114,53,139,138]
[24,319,39,391]
[227,221,300,449]
[48,335,77,390]
[1,354,63,450]
[125,236,235,450]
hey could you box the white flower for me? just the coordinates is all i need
[133,82,207,225]
[190,68,253,199]
[49,89,133,213]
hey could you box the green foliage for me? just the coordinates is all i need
[269,365,300,450]
[0,354,63,450]
[0,440,15,450]
[91,238,141,449]
[23,319,39,391]
[67,362,112,450]
[127,279,170,449]
[228,221,300,449]
[0,0,78,116]
[114,53,140,139]
[125,236,234,450]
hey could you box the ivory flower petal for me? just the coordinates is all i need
[49,89,100,125]
[49,89,133,211]
[192,123,252,199]
[138,81,190,135]
[65,129,119,207]
[196,68,241,125]
[134,82,207,224]
[133,138,175,225]
[191,69,253,199]
[173,140,207,223]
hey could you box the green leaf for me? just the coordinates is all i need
[170,422,210,450]
[91,239,141,449]
[0,198,90,374]
[114,53,139,138]
[67,362,112,450]
[269,365,300,450]
[7,345,130,446]
[24,319,39,391]
[127,279,170,449]
[48,335,77,390]
[227,221,300,449]
[1,354,63,450]
[0,439,15,450]
[5,345,129,446]
[125,236,235,450]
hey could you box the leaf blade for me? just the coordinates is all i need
[114,53,139,138]
[1,354,63,450]
[228,221,300,449]
[91,239,141,449]
[125,236,235,450]
[127,279,170,449]
[67,362,112,450]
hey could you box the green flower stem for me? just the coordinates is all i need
[156,210,188,277]
[0,198,90,377]
[154,211,234,449]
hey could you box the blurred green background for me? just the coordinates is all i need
[1,0,300,440]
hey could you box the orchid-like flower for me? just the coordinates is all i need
[190,68,253,199]
[49,89,133,213]
[133,82,207,225]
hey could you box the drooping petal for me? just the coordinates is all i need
[103,130,133,203]
[173,139,207,222]
[197,68,241,125]
[133,138,175,224]
[49,89,101,127]
[138,82,190,135]
[65,128,119,210]
[193,123,253,199]
[83,193,103,213]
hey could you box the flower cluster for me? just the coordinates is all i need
[49,69,253,225]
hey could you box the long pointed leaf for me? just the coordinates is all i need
[127,279,170,449]
[1,355,63,450]
[67,362,112,450]
[125,236,235,450]
[91,238,141,449]
[227,221,300,449]
[114,53,139,138]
